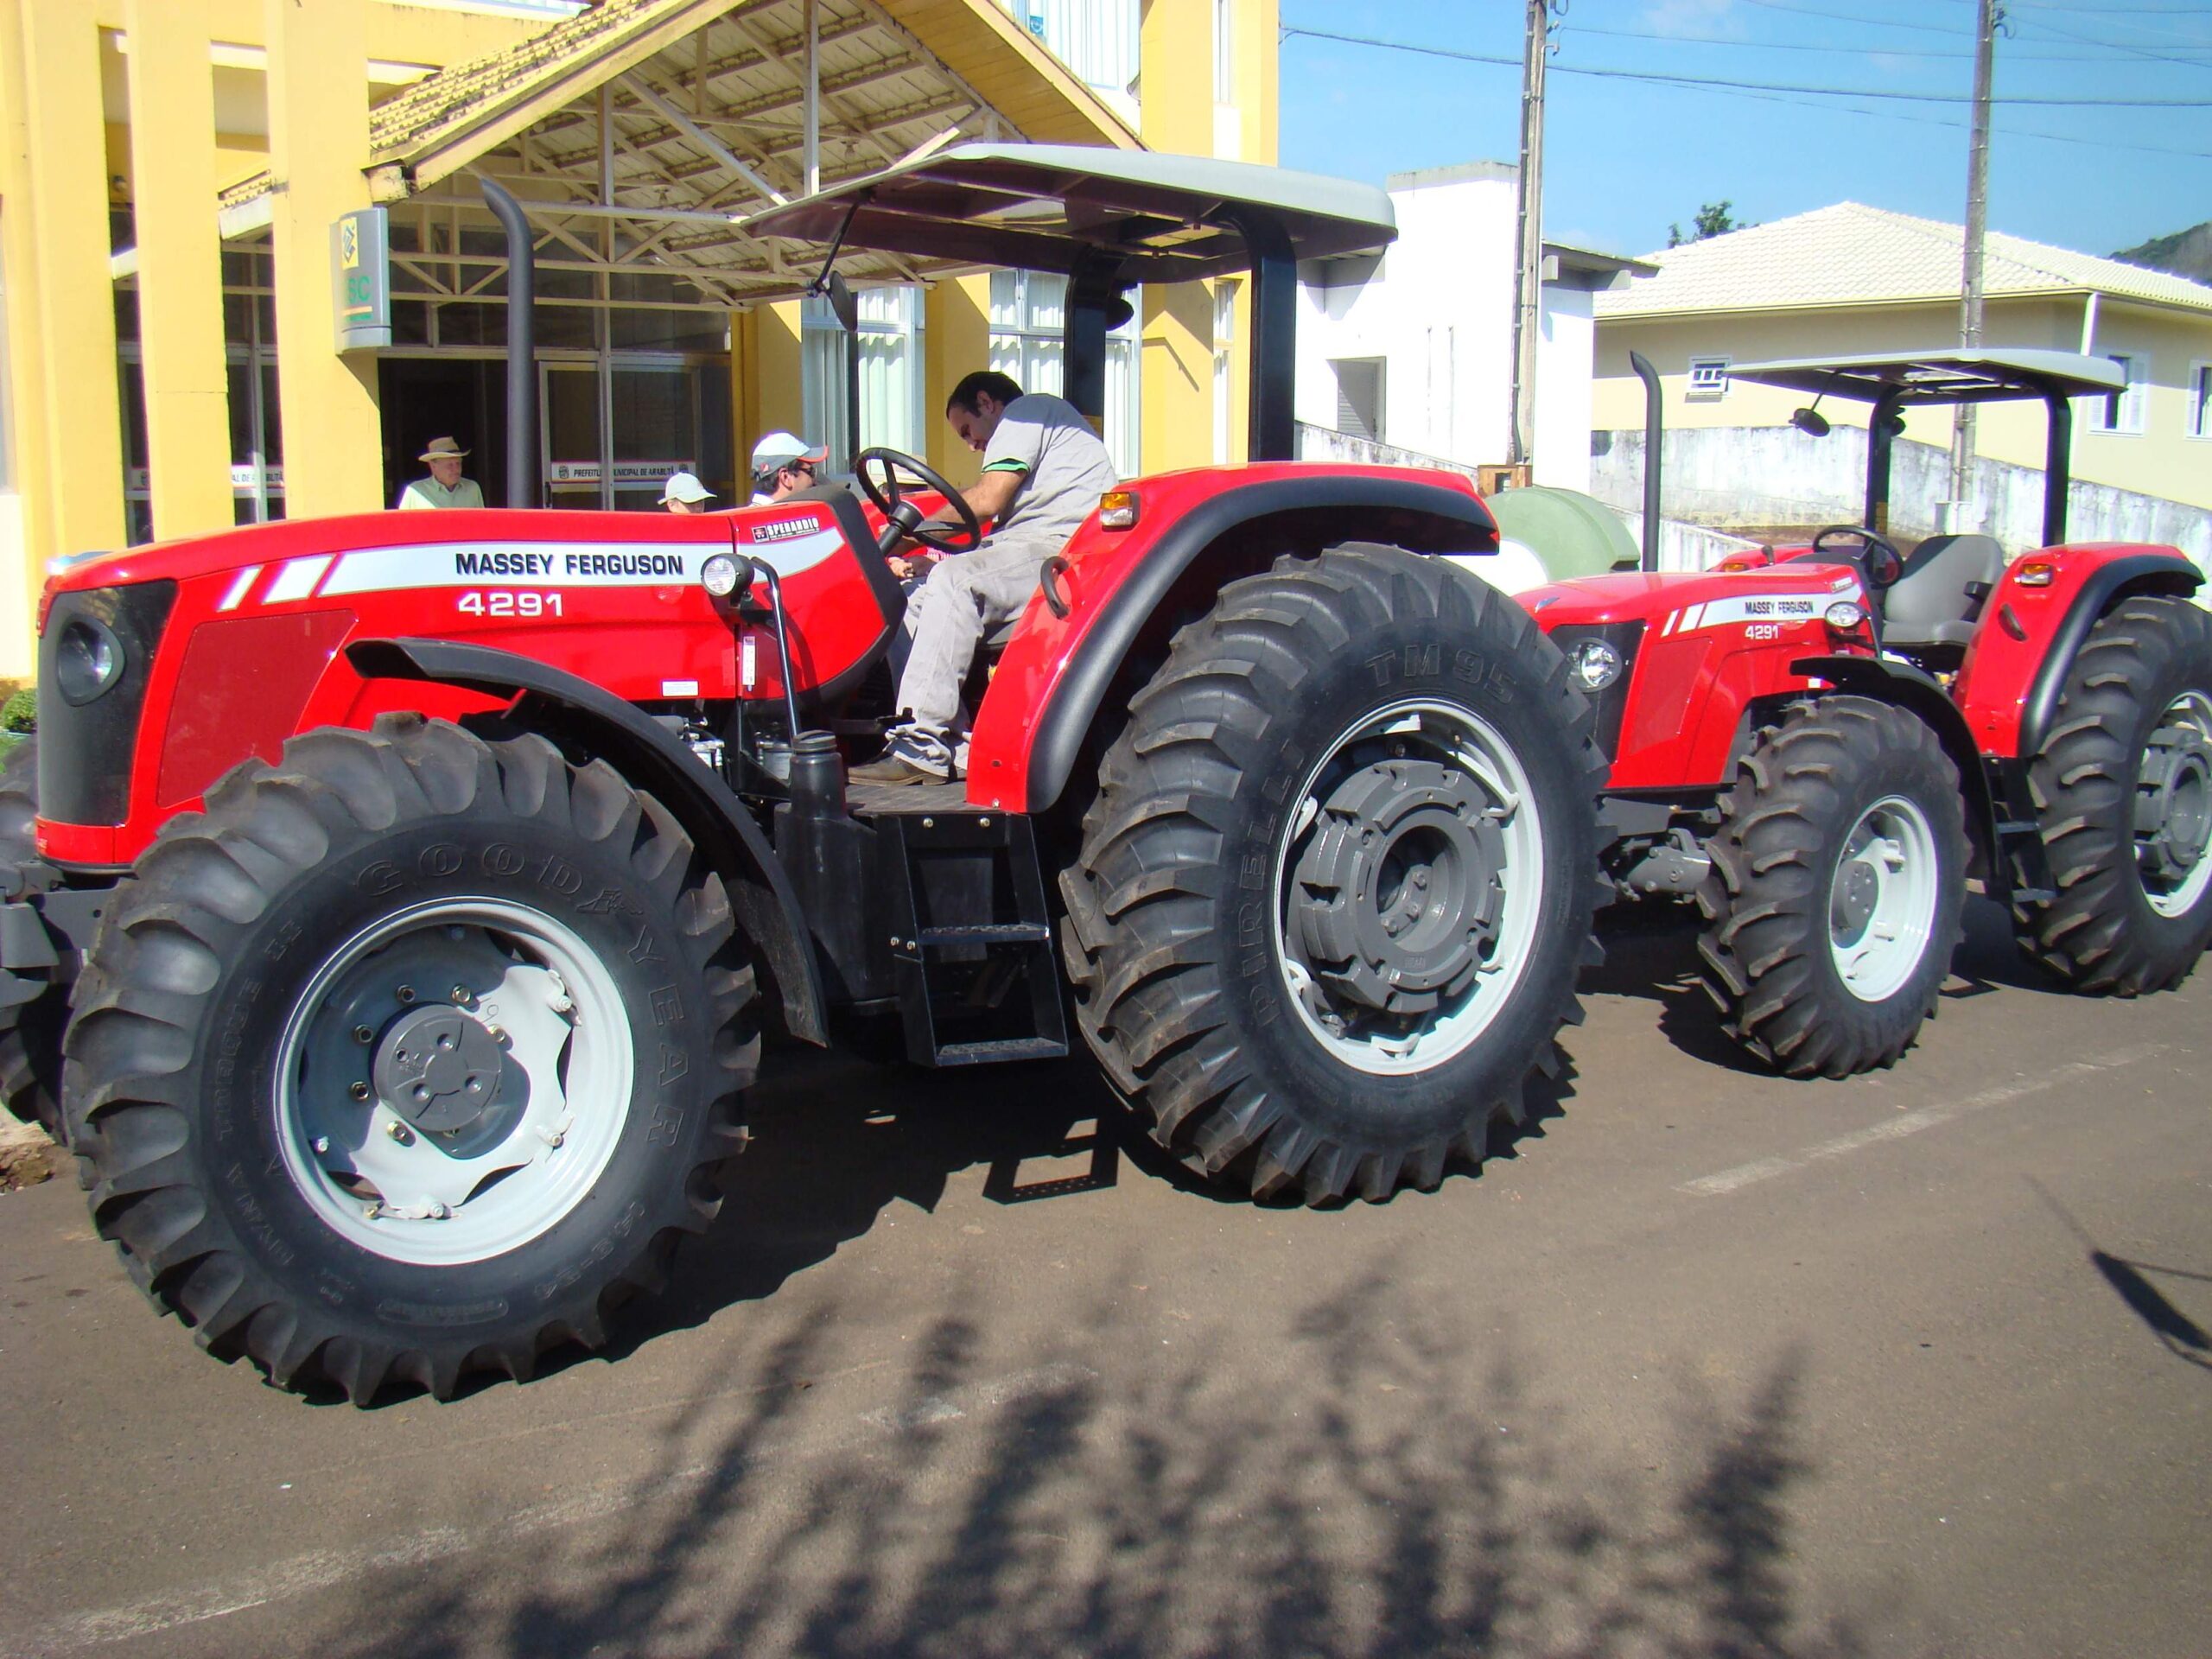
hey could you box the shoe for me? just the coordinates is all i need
[849,753,947,786]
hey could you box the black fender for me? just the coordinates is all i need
[2017,553,2203,758]
[346,638,828,1046]
[1789,653,2003,883]
[1027,476,1502,813]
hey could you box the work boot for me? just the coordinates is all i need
[849,730,951,786]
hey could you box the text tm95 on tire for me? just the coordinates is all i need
[61,715,756,1403]
[1060,543,1606,1206]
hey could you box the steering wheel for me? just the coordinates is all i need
[855,447,983,556]
[1809,524,1906,589]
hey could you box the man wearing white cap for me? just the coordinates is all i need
[397,436,485,511]
[748,431,828,505]
[660,471,715,513]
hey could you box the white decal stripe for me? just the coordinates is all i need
[316,531,846,599]
[264,556,332,605]
[1662,609,1679,636]
[216,565,263,613]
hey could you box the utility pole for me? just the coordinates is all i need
[1506,0,1553,474]
[1947,0,2001,519]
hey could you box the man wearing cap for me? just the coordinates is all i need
[661,471,715,514]
[397,436,485,511]
[749,431,827,505]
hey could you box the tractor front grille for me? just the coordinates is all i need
[38,581,178,827]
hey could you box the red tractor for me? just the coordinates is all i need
[1518,350,2211,1077]
[0,147,1609,1402]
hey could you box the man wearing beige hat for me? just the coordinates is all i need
[397,436,485,511]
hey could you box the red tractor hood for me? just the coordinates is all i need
[1515,563,1866,626]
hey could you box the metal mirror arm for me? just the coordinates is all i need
[1864,389,1904,537]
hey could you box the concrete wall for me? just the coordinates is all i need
[1590,423,2212,572]
[1594,294,2212,512]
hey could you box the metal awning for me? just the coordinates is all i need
[1728,349,2125,406]
[741,142,1398,282]
[211,0,1144,308]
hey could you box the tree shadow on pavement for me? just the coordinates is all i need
[575,1044,1585,1380]
[333,1270,1874,1659]
[2029,1177,2212,1375]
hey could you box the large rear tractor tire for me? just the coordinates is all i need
[1060,545,1605,1205]
[0,736,67,1141]
[2013,596,2212,992]
[1698,696,1968,1078]
[62,715,757,1403]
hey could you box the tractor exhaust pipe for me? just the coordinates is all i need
[1630,350,1662,572]
[479,176,538,509]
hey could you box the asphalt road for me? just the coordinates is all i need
[1,901,2206,1659]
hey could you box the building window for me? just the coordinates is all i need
[1331,357,1384,442]
[858,286,926,458]
[996,0,1139,107]
[2090,352,2145,435]
[2188,362,2210,440]
[989,269,1139,475]
[1687,355,1730,402]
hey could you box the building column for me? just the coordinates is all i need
[7,0,127,602]
[264,0,381,518]
[124,0,235,539]
[923,276,988,481]
[1139,0,1214,475]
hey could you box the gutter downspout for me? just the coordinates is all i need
[2079,290,2100,357]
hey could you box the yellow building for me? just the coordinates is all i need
[0,0,1277,677]
[1592,202,2212,528]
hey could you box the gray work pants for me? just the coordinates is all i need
[891,533,1052,753]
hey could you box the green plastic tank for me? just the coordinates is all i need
[1484,486,1641,583]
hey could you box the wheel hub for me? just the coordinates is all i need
[1830,858,1881,941]
[1291,759,1503,1015]
[372,1006,504,1135]
[2137,723,2212,885]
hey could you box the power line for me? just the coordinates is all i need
[2015,15,2212,69]
[1560,19,2203,59]
[1277,26,2212,105]
[1728,0,1979,35]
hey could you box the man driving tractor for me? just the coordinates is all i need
[851,370,1119,785]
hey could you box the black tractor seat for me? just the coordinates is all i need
[1881,532,2005,652]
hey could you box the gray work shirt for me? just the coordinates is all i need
[979,393,1119,551]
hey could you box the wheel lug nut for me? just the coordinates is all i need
[312,1136,330,1154]
[349,1081,371,1102]
[353,1025,374,1045]
[387,1121,414,1145]
[450,986,471,1004]
[396,985,416,1004]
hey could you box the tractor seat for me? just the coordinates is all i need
[1882,533,2005,651]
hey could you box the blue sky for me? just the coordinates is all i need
[1278,0,2212,261]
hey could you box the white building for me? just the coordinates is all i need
[1294,162,1651,493]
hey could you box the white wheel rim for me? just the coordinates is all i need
[274,898,634,1266]
[1273,697,1547,1077]
[2139,690,2212,919]
[1827,795,1940,1003]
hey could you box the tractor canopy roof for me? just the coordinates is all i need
[740,142,1397,282]
[1727,350,2124,407]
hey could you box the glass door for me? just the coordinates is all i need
[541,362,602,507]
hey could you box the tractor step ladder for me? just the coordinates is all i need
[874,809,1068,1067]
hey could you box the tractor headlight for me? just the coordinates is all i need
[1824,601,1867,632]
[701,554,742,598]
[1568,637,1624,693]
[54,616,124,706]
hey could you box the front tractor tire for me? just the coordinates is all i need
[62,715,756,1403]
[1698,697,1968,1078]
[0,736,65,1140]
[2014,596,2212,992]
[1060,544,1605,1206]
